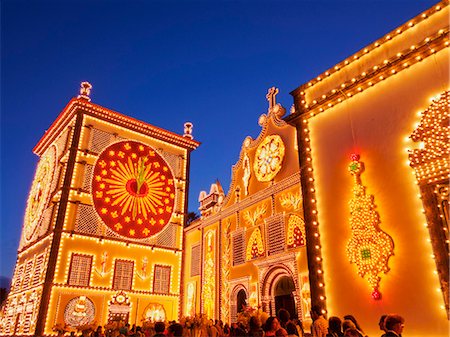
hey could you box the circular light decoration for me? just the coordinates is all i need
[23,146,56,242]
[92,141,176,238]
[64,296,95,327]
[254,135,285,182]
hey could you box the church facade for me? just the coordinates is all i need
[183,88,310,325]
[0,83,199,336]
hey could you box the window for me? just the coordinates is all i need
[190,244,201,276]
[31,254,45,287]
[11,264,24,292]
[153,265,171,294]
[232,231,245,266]
[113,260,134,290]
[68,254,93,287]
[22,260,34,289]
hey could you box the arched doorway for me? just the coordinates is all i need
[274,276,296,319]
[237,289,247,313]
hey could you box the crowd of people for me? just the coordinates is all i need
[60,307,405,337]
[309,305,405,337]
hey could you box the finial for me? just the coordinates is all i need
[183,122,193,139]
[78,81,92,101]
[290,104,296,114]
[266,87,279,110]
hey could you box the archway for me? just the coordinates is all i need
[237,289,247,313]
[230,284,249,323]
[260,264,301,319]
[274,276,296,320]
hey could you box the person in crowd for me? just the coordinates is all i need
[277,309,291,329]
[137,326,146,337]
[342,316,365,337]
[223,323,231,337]
[384,314,404,337]
[211,319,221,337]
[264,317,281,337]
[248,316,264,337]
[286,322,299,337]
[326,317,343,337]
[233,326,247,337]
[310,305,328,337]
[168,323,184,337]
[276,328,288,337]
[378,315,387,337]
[291,318,304,337]
[215,320,224,337]
[119,323,130,336]
[341,321,357,336]
[343,329,360,337]
[153,322,166,337]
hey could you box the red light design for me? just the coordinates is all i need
[92,141,176,238]
[371,288,382,300]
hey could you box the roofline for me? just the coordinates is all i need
[33,97,200,155]
[291,0,448,97]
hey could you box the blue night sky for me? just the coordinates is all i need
[1,0,437,283]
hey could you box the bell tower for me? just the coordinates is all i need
[1,83,199,336]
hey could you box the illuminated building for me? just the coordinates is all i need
[183,87,312,325]
[184,1,449,336]
[0,83,199,336]
[286,1,448,336]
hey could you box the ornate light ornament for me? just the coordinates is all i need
[92,140,176,238]
[23,146,56,243]
[186,282,196,317]
[409,90,450,183]
[254,135,285,182]
[246,227,265,260]
[286,215,306,248]
[242,154,251,195]
[203,231,215,318]
[64,296,95,327]
[409,90,449,316]
[346,154,394,300]
[221,221,231,323]
[244,204,267,227]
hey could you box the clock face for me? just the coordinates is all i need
[92,140,176,239]
[23,146,56,241]
[253,135,285,182]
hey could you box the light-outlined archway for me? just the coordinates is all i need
[230,284,249,323]
[260,264,301,318]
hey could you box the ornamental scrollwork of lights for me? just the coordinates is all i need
[346,154,394,300]
[244,204,267,227]
[246,227,265,260]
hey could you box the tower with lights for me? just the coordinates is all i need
[0,83,199,336]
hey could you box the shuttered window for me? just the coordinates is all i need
[232,231,245,266]
[190,244,201,276]
[153,265,171,294]
[113,260,134,290]
[68,254,93,287]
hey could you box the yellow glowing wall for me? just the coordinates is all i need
[307,45,448,336]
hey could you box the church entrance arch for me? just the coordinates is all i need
[230,284,248,323]
[260,265,300,319]
[274,276,296,319]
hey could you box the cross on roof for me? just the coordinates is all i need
[266,87,279,110]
